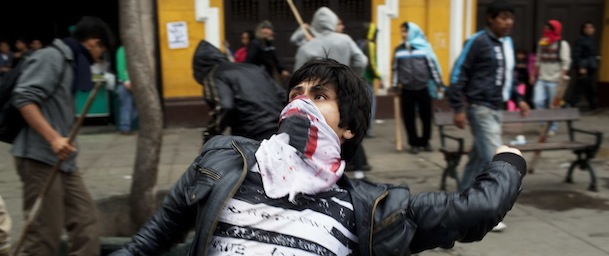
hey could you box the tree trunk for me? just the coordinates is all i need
[118,0,163,230]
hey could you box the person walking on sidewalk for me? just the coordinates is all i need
[530,19,571,135]
[568,21,599,111]
[11,16,114,256]
[110,58,528,256]
[392,21,444,154]
[448,0,529,232]
[115,45,138,134]
[193,40,286,144]
[357,22,384,137]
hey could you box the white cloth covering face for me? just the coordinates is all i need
[252,98,345,203]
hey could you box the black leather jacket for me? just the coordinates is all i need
[111,136,526,256]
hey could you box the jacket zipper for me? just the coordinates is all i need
[203,140,249,256]
[194,165,220,180]
[369,191,389,255]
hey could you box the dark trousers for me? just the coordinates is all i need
[569,70,597,110]
[15,158,100,256]
[401,87,432,147]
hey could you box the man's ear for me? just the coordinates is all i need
[343,130,354,140]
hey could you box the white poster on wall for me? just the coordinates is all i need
[167,21,189,49]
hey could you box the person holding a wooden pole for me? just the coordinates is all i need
[10,16,114,256]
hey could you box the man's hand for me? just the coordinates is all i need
[496,145,523,157]
[579,68,587,75]
[517,101,530,117]
[453,112,466,129]
[124,81,132,90]
[529,77,536,86]
[281,70,290,79]
[390,86,400,96]
[51,136,77,160]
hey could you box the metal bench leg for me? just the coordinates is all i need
[564,151,598,192]
[441,154,461,191]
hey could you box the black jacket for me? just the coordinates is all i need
[193,40,286,142]
[448,29,523,112]
[111,136,526,256]
[572,35,598,70]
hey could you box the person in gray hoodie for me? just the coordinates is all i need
[11,16,114,256]
[293,7,368,74]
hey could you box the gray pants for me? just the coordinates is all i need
[0,195,11,256]
[15,158,100,256]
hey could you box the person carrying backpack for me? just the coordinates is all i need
[10,16,114,256]
[530,19,571,135]
[357,22,384,137]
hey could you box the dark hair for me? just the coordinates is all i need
[288,58,371,162]
[486,0,514,19]
[244,30,255,41]
[400,22,409,31]
[580,20,594,35]
[72,16,115,49]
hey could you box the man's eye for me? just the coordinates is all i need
[314,95,326,100]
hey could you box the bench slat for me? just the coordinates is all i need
[440,141,593,154]
[433,108,580,126]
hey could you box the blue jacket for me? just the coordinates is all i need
[448,29,523,112]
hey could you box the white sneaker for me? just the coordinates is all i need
[491,221,507,232]
[353,171,366,179]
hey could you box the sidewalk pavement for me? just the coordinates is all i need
[1,109,608,256]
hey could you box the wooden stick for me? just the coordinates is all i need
[12,81,104,256]
[394,94,403,152]
[286,0,313,40]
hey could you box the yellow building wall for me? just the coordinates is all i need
[599,0,609,82]
[157,0,224,98]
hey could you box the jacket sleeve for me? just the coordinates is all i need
[560,41,572,71]
[203,74,235,142]
[349,39,368,75]
[425,56,443,86]
[110,157,201,255]
[12,48,64,108]
[368,42,382,80]
[116,46,129,82]
[391,47,399,88]
[408,153,526,253]
[448,38,477,113]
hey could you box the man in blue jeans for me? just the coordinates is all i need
[448,0,529,232]
[116,45,138,134]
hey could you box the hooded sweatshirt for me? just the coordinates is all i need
[193,40,286,142]
[536,20,571,82]
[293,7,367,74]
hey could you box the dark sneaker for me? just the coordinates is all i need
[409,147,419,155]
[422,145,433,152]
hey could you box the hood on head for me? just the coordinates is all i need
[255,20,274,41]
[547,20,563,35]
[311,7,339,34]
[192,40,228,85]
[406,22,426,43]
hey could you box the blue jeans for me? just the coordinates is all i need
[367,83,377,135]
[461,105,503,190]
[533,80,558,132]
[117,84,138,132]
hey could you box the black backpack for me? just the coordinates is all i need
[0,59,28,143]
[0,46,68,143]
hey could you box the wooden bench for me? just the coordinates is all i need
[433,107,603,192]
